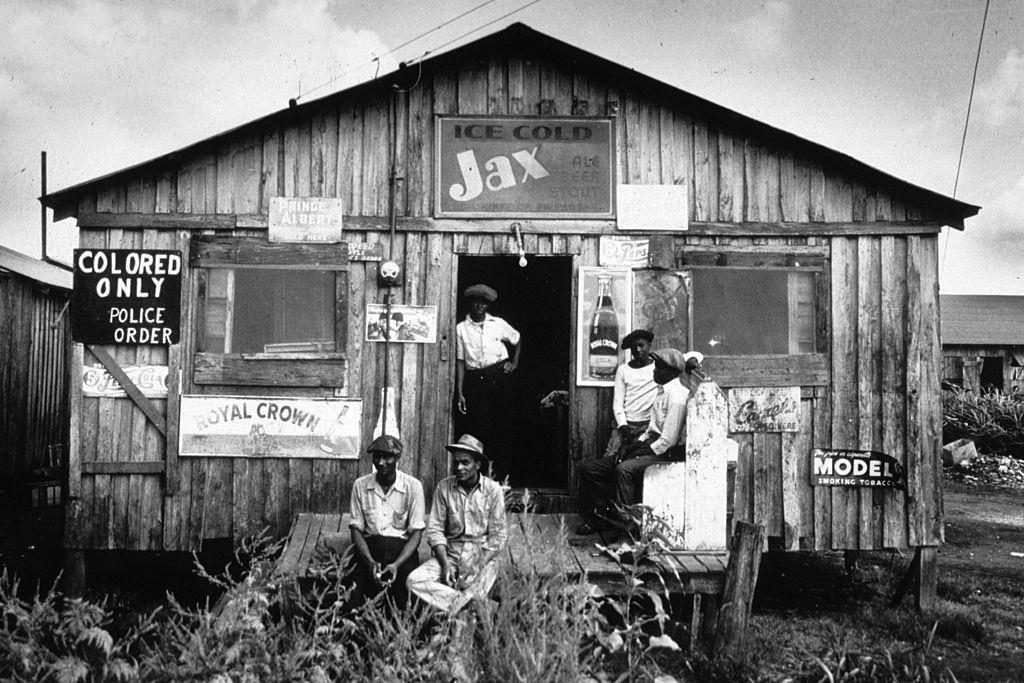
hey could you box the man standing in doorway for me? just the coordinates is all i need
[407,434,508,614]
[455,284,521,480]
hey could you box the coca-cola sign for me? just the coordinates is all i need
[434,116,614,218]
[82,364,169,398]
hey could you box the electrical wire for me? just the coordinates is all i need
[296,0,502,102]
[942,0,990,275]
[405,0,545,66]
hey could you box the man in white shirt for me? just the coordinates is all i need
[576,348,700,534]
[455,284,521,479]
[602,329,659,460]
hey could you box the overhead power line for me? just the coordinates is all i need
[942,0,990,276]
[297,0,526,102]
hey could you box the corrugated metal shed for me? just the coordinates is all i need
[0,246,72,290]
[941,295,1024,346]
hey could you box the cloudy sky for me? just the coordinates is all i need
[1,0,1020,294]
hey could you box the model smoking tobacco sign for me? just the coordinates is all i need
[435,116,614,218]
[72,249,181,345]
[811,449,905,490]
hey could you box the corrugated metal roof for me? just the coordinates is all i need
[42,22,980,224]
[0,245,73,289]
[941,294,1024,346]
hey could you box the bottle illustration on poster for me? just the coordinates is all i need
[576,267,632,387]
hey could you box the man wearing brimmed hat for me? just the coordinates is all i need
[576,348,703,535]
[407,434,508,614]
[455,284,522,479]
[341,434,425,609]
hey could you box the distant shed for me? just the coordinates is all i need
[43,23,979,598]
[0,246,72,504]
[941,294,1024,392]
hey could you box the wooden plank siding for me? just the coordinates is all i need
[61,48,949,552]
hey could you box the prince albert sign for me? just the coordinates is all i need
[72,249,181,345]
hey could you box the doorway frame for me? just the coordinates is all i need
[452,234,585,508]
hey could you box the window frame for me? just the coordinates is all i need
[675,247,831,387]
[189,235,349,387]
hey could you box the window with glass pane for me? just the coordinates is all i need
[691,268,817,355]
[200,268,336,354]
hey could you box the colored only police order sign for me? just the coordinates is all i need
[435,116,614,218]
[178,395,362,459]
[72,249,181,345]
[811,449,905,490]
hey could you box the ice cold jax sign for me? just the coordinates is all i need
[72,249,182,345]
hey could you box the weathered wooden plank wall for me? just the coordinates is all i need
[0,273,70,485]
[65,48,947,551]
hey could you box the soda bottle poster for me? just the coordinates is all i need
[576,267,632,387]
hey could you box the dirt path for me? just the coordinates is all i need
[942,481,1024,573]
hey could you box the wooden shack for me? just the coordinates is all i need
[44,24,978,595]
[941,294,1024,393]
[0,246,72,508]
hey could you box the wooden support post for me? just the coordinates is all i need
[62,550,87,597]
[713,521,765,658]
[915,546,938,612]
[689,593,702,653]
[844,549,860,578]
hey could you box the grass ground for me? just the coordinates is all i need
[2,476,1021,681]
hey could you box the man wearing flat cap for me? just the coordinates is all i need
[455,284,522,479]
[576,348,703,534]
[341,434,425,609]
[407,434,508,613]
[601,329,659,461]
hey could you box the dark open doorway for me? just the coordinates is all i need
[456,256,572,489]
[981,356,1004,392]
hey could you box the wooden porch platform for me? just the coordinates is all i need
[277,512,728,596]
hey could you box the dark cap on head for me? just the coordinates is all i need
[621,329,654,349]
[463,284,497,303]
[445,433,487,462]
[367,434,403,456]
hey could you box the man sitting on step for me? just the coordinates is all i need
[407,434,508,614]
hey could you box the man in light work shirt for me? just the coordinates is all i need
[455,283,521,479]
[345,434,426,609]
[576,349,700,533]
[407,434,508,614]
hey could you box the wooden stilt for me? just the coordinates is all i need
[62,549,87,596]
[915,546,938,611]
[844,549,860,578]
[712,521,765,658]
[891,546,921,607]
[689,593,703,653]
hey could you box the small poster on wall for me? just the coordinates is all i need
[82,364,168,398]
[727,386,801,432]
[365,303,438,343]
[576,267,632,387]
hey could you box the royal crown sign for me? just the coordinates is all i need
[434,116,614,218]
[72,249,181,345]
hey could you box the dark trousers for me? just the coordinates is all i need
[462,363,513,480]
[343,535,419,609]
[578,454,669,520]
